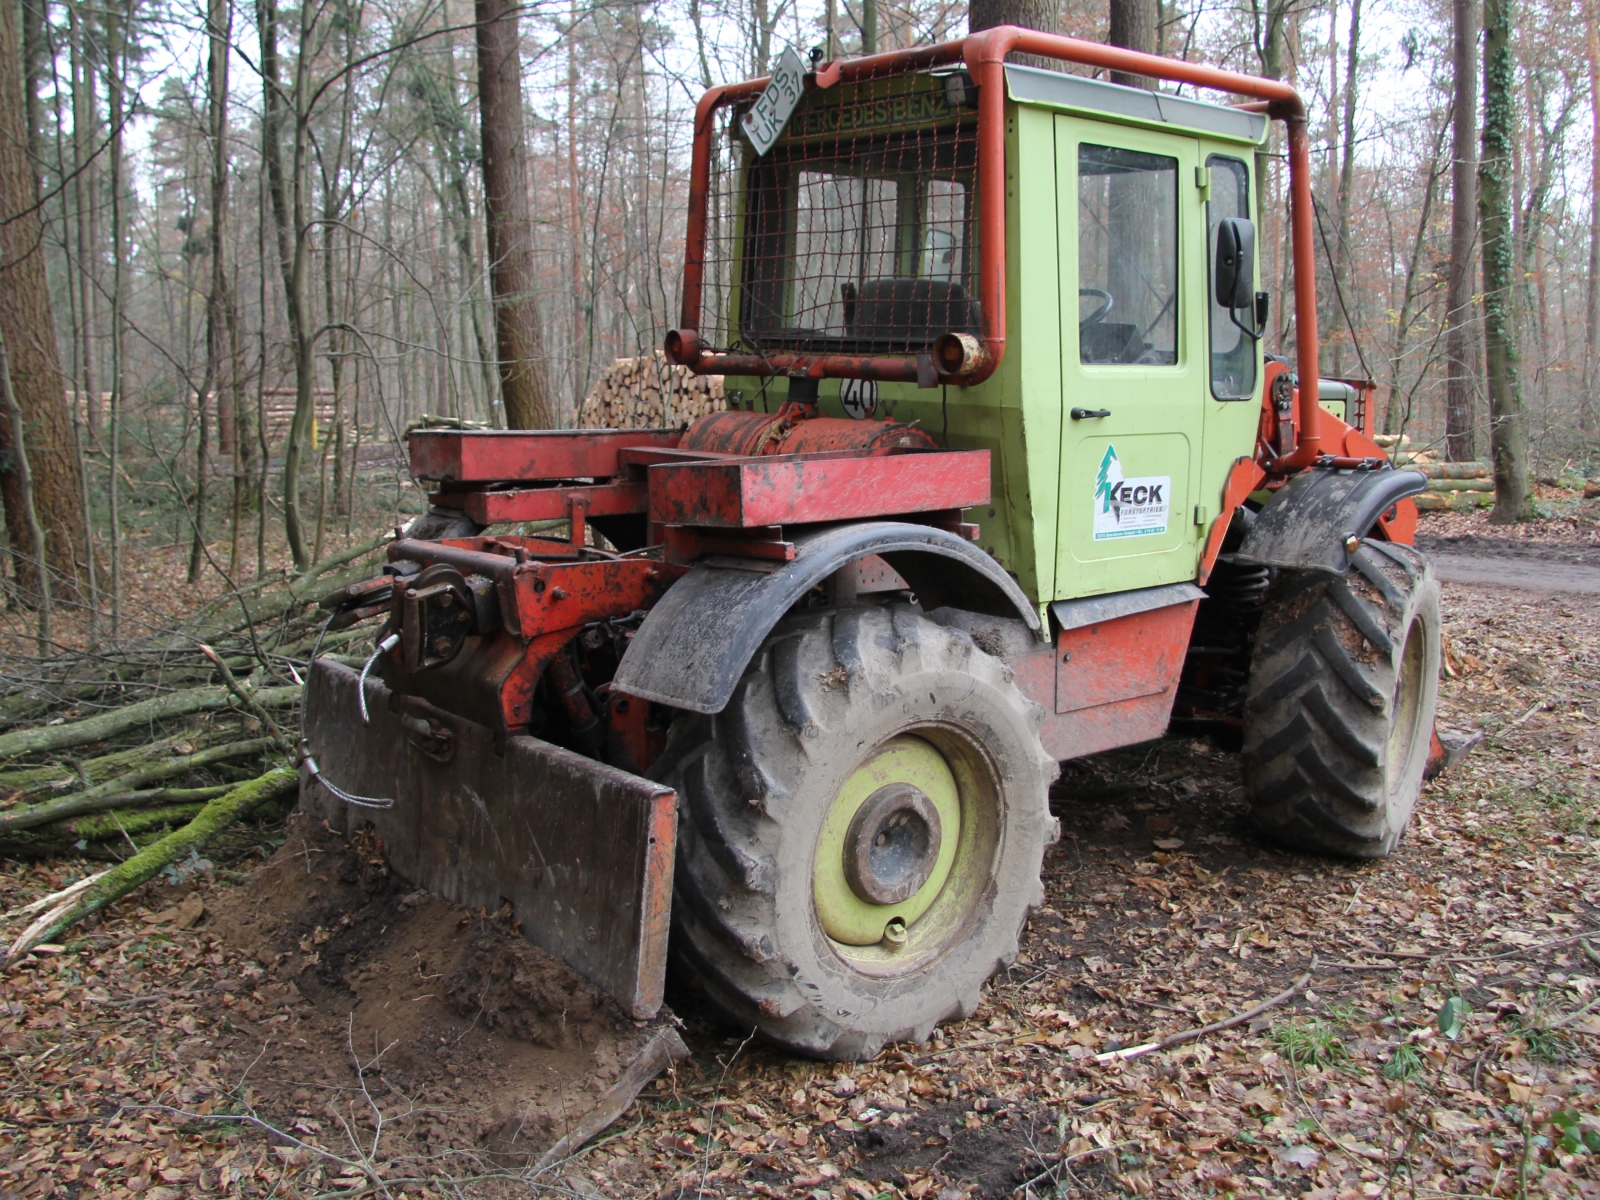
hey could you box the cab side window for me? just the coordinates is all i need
[1206,156,1257,399]
[1077,144,1179,366]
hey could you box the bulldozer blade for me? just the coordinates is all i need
[299,659,677,1020]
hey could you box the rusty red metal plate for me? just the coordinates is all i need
[456,481,649,525]
[300,660,677,1020]
[1053,597,1199,714]
[410,429,682,483]
[649,450,990,528]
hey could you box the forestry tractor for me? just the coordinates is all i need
[301,28,1453,1060]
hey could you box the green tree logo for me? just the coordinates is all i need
[1095,444,1122,515]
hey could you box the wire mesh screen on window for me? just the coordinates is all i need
[696,84,979,358]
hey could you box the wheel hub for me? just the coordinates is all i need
[812,735,962,948]
[844,785,943,905]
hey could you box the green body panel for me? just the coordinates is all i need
[720,82,1264,615]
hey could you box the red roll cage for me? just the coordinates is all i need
[664,27,1328,471]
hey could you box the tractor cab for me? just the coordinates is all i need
[673,56,1282,606]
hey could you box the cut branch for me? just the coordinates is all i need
[5,766,298,963]
[0,738,280,831]
[0,685,299,761]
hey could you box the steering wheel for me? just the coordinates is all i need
[1079,288,1114,326]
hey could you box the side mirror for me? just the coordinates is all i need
[1214,217,1256,309]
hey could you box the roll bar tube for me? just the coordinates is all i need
[670,28,1323,470]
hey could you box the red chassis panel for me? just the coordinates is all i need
[454,482,648,525]
[1007,598,1201,762]
[649,451,991,529]
[411,429,681,483]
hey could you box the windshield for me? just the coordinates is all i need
[739,131,978,354]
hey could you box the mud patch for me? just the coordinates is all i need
[195,812,671,1167]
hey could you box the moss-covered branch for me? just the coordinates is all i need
[0,737,280,831]
[6,766,298,962]
[0,684,300,762]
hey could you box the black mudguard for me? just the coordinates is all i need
[613,521,1043,714]
[1232,467,1427,575]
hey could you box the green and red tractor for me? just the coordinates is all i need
[302,28,1451,1060]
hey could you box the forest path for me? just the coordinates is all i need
[1430,551,1600,593]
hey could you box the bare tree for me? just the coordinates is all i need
[1445,0,1479,460]
[1480,0,1532,519]
[476,0,555,428]
[1583,0,1600,432]
[1108,0,1157,87]
[1330,0,1362,376]
[0,0,90,604]
[969,0,1058,30]
[190,0,235,583]
[258,0,319,568]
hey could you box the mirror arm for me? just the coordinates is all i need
[1229,303,1265,342]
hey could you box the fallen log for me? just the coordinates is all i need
[0,684,299,762]
[0,730,205,795]
[4,765,298,963]
[1417,461,1490,480]
[1424,477,1494,492]
[0,798,223,858]
[0,737,279,832]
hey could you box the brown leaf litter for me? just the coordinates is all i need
[4,519,1600,1198]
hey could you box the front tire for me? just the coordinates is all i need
[655,604,1057,1060]
[1241,541,1441,857]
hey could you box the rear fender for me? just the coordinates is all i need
[613,521,1043,714]
[1232,467,1427,575]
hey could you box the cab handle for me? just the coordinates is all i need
[1070,407,1111,420]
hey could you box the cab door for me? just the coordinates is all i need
[1054,116,1206,598]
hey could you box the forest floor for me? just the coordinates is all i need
[3,500,1600,1200]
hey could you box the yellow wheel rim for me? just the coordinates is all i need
[812,735,961,947]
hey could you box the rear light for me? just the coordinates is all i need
[932,332,986,379]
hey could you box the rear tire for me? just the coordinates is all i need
[654,604,1057,1060]
[1241,541,1440,858]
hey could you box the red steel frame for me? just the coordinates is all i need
[666,27,1329,471]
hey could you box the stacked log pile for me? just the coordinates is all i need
[1374,435,1494,510]
[578,352,725,429]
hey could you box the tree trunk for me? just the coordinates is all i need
[108,0,130,635]
[860,0,878,51]
[476,0,555,429]
[1330,0,1361,377]
[258,0,316,569]
[1583,0,1600,432]
[190,0,233,585]
[21,0,45,169]
[969,0,1057,32]
[1250,0,1294,346]
[1444,0,1478,461]
[1479,0,1530,522]
[969,0,1059,69]
[0,0,90,606]
[70,3,99,446]
[0,327,48,652]
[1108,0,1158,88]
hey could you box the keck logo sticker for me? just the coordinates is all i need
[1093,444,1171,541]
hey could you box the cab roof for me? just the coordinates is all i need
[1005,63,1268,145]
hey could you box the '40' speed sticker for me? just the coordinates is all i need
[1093,444,1170,540]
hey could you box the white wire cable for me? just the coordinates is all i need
[296,622,401,810]
[358,633,400,724]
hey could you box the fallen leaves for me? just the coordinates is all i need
[5,522,1600,1199]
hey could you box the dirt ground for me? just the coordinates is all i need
[5,509,1600,1199]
